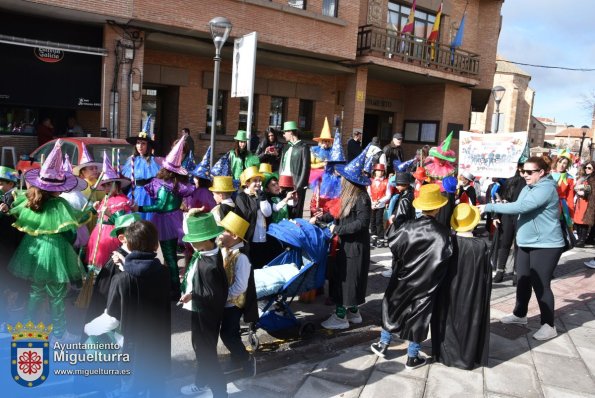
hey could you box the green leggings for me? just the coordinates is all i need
[161,239,180,293]
[27,281,68,337]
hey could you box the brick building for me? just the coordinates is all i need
[0,0,504,160]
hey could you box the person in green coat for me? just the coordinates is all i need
[229,130,260,181]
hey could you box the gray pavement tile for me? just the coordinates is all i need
[228,385,289,398]
[542,385,595,398]
[486,393,526,398]
[586,300,595,315]
[293,376,363,398]
[560,308,595,329]
[231,361,317,396]
[533,351,595,394]
[528,332,579,358]
[576,346,595,377]
[489,332,533,364]
[567,326,595,348]
[485,358,541,398]
[309,347,377,387]
[423,362,483,398]
[374,351,430,379]
[360,370,425,398]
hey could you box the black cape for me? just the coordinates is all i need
[432,235,492,369]
[383,216,452,343]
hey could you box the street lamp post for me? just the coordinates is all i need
[208,17,232,167]
[579,125,589,161]
[491,85,506,133]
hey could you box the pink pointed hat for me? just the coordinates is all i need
[96,151,131,189]
[25,140,84,192]
[63,153,89,191]
[73,142,102,175]
[162,134,188,175]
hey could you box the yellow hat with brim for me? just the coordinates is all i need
[313,117,334,142]
[240,166,264,187]
[412,183,448,211]
[450,203,481,232]
[219,211,249,241]
[209,176,236,192]
[259,163,273,174]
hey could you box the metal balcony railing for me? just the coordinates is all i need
[357,25,480,76]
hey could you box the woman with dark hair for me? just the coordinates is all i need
[255,128,284,171]
[572,161,595,247]
[484,156,564,341]
[229,130,260,180]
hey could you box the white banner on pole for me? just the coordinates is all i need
[458,131,528,178]
[231,32,257,98]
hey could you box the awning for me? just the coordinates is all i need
[0,34,107,56]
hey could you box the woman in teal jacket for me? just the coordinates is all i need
[484,156,564,342]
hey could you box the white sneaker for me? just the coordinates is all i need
[500,313,528,325]
[381,269,393,278]
[346,309,362,324]
[533,324,557,341]
[181,383,212,397]
[584,259,595,269]
[321,313,349,330]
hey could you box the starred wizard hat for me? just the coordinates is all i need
[96,151,131,188]
[73,142,102,175]
[364,148,375,175]
[0,166,18,183]
[429,131,456,163]
[63,154,88,191]
[190,146,212,180]
[313,117,334,142]
[328,129,346,163]
[25,140,85,192]
[126,114,156,146]
[162,134,188,175]
[211,152,230,177]
[336,143,372,186]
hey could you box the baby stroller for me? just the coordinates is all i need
[248,218,331,349]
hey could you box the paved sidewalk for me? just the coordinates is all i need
[219,265,595,398]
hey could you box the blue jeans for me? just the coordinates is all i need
[379,329,420,357]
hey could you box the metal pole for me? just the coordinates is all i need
[210,47,221,167]
[494,102,500,133]
[579,133,586,160]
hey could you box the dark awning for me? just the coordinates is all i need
[471,88,492,112]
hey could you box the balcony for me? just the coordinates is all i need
[357,25,480,77]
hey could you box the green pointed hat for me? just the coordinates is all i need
[429,131,456,163]
[234,130,248,141]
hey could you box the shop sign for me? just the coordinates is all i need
[77,97,100,107]
[34,47,64,63]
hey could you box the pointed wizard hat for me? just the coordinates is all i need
[162,134,188,175]
[313,117,334,142]
[336,142,372,186]
[190,146,212,180]
[73,142,102,175]
[25,140,84,192]
[127,114,156,145]
[63,153,88,191]
[327,129,346,163]
[429,131,456,163]
[211,152,239,189]
[96,151,131,188]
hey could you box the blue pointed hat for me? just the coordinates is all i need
[328,129,346,163]
[364,148,375,175]
[190,147,212,180]
[336,143,372,186]
[211,152,239,189]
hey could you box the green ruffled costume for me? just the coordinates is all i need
[8,195,84,284]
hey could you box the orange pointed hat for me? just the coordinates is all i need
[313,117,334,142]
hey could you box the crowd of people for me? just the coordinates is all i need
[0,117,592,397]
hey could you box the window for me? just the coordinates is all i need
[238,96,258,131]
[269,97,287,130]
[403,121,439,143]
[322,0,338,17]
[206,89,227,135]
[387,1,436,40]
[288,0,306,10]
[298,100,313,132]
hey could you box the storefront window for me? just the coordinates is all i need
[239,96,258,132]
[207,89,227,135]
[298,99,313,133]
[269,97,286,131]
[0,107,37,134]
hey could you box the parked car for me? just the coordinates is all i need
[16,137,133,175]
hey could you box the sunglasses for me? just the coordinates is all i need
[586,166,593,170]
[520,169,542,175]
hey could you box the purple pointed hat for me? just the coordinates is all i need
[335,143,372,186]
[63,153,89,191]
[328,129,346,163]
[73,142,101,175]
[25,140,84,192]
[162,135,188,175]
[190,146,212,180]
[96,151,131,188]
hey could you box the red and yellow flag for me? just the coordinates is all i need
[427,2,442,43]
[401,0,416,34]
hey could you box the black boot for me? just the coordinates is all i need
[493,248,509,283]
[493,271,504,283]
[576,225,588,248]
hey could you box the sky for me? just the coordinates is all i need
[497,0,595,127]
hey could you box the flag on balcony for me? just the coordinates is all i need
[402,0,416,34]
[450,11,466,49]
[428,2,442,61]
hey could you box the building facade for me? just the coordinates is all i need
[0,0,504,159]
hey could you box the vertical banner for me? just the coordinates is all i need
[232,32,258,149]
[458,131,528,178]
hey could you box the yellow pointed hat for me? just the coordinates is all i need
[219,211,249,241]
[313,117,334,142]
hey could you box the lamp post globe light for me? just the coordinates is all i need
[491,85,506,133]
[208,17,232,167]
[579,125,589,160]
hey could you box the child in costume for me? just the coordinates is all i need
[74,143,103,231]
[121,122,161,221]
[84,220,170,397]
[179,213,229,398]
[432,203,491,370]
[262,164,294,224]
[310,129,345,218]
[217,211,257,377]
[9,140,88,341]
[551,151,575,230]
[210,176,237,223]
[60,154,91,253]
[185,146,216,213]
[309,117,334,187]
[139,136,194,300]
[86,153,132,268]
[456,171,477,205]
[412,166,430,198]
[424,132,457,191]
[367,163,390,248]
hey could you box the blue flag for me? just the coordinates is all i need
[451,13,466,48]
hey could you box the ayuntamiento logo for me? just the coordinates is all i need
[7,321,52,388]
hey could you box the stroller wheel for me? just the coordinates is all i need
[299,322,316,337]
[248,331,260,351]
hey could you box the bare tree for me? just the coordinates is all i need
[580,90,595,120]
